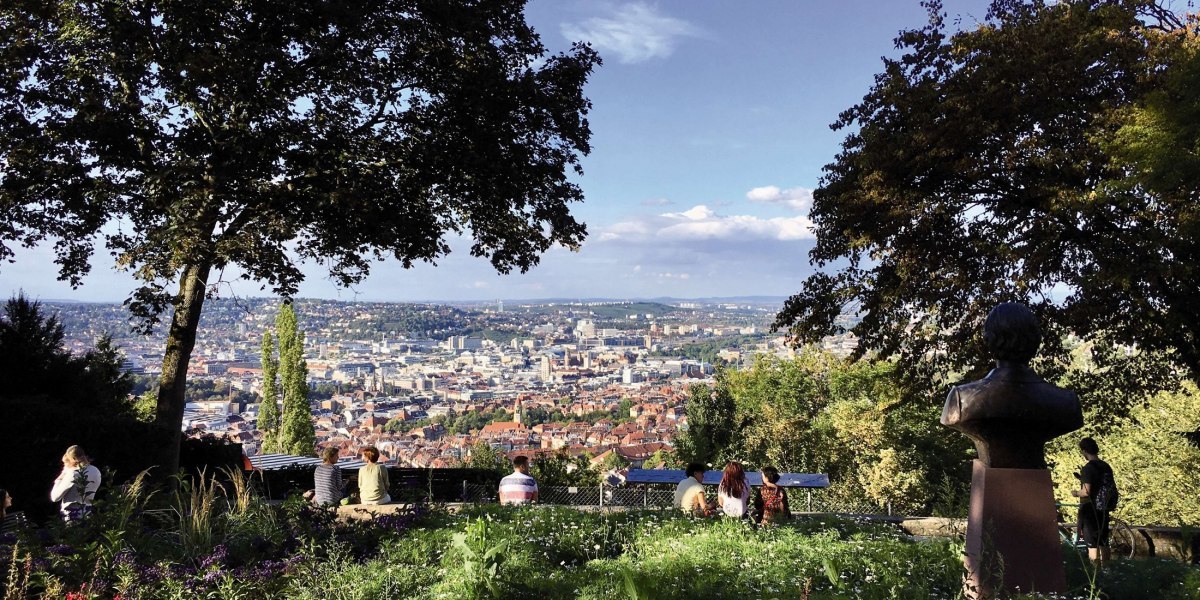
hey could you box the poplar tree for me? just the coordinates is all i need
[258,329,280,453]
[275,303,314,456]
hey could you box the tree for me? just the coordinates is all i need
[275,302,314,456]
[773,0,1198,410]
[675,381,737,466]
[0,1,600,475]
[466,441,509,477]
[1048,383,1200,527]
[258,329,280,450]
[0,294,159,520]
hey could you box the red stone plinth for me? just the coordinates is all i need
[964,460,1065,598]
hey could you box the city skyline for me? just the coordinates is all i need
[2,1,994,303]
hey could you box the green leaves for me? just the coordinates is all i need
[452,518,511,599]
[0,0,600,457]
[776,0,1200,411]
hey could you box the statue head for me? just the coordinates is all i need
[983,303,1041,363]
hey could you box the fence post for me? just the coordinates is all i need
[462,479,467,502]
[644,486,649,507]
[887,501,893,517]
[598,483,604,508]
[806,490,812,512]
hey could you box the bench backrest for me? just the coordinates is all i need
[624,469,829,488]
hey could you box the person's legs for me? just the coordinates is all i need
[1098,511,1112,564]
[1080,504,1105,567]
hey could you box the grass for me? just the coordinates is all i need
[0,482,1197,600]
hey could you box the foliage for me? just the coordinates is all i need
[1049,383,1200,527]
[0,294,162,521]
[686,351,971,515]
[466,442,511,478]
[0,0,601,475]
[773,0,1200,415]
[532,452,599,488]
[650,334,763,365]
[675,381,737,466]
[275,303,314,457]
[4,485,1200,600]
[259,329,281,447]
[451,518,511,599]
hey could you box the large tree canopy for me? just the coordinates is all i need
[0,0,600,474]
[774,0,1198,410]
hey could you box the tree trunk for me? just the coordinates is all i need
[153,260,212,480]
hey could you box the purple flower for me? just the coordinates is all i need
[48,544,75,556]
[199,544,229,569]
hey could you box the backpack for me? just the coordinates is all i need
[1093,468,1119,512]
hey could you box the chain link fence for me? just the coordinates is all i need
[461,482,902,516]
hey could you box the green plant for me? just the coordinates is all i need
[451,518,510,599]
[620,565,659,600]
[173,470,224,557]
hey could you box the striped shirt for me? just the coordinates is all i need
[498,471,538,505]
[313,464,344,506]
[1,512,25,534]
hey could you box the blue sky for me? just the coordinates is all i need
[4,1,993,303]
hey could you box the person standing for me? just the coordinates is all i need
[717,461,750,519]
[673,462,713,516]
[313,447,346,507]
[1072,437,1116,565]
[753,466,792,525]
[0,488,22,533]
[357,446,391,505]
[498,455,538,505]
[50,445,102,520]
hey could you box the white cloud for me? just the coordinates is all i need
[600,204,814,244]
[746,185,814,214]
[561,3,700,64]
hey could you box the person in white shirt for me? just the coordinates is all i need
[498,456,539,505]
[50,445,101,520]
[717,460,750,519]
[673,462,713,516]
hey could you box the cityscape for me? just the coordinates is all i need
[47,297,859,469]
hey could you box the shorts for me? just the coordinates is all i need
[1078,504,1111,548]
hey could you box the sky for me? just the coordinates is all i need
[3,0,995,304]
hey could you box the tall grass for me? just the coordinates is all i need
[173,469,224,556]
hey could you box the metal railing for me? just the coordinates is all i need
[461,482,901,515]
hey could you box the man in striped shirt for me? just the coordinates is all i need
[498,455,538,505]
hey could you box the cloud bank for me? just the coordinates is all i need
[746,185,814,213]
[561,3,700,64]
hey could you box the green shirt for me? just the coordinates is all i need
[358,463,390,503]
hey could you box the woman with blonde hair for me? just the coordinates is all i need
[357,446,391,505]
[716,461,750,519]
[50,445,102,520]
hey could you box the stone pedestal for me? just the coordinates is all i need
[964,460,1065,598]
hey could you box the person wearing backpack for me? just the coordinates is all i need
[1071,437,1117,565]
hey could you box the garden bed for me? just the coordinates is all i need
[1,475,1197,600]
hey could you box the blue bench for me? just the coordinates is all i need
[624,469,829,488]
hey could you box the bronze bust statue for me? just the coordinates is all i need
[941,303,1083,469]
